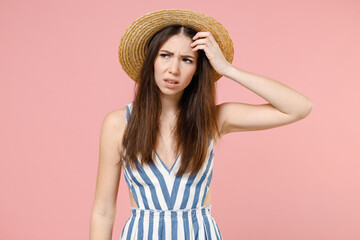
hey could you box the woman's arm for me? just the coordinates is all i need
[90,109,126,240]
[191,32,314,136]
[217,65,314,135]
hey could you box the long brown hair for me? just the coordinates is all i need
[119,25,220,176]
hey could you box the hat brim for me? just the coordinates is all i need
[118,9,234,82]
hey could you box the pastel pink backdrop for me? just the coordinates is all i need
[1,0,359,239]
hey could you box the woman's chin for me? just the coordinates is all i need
[159,89,184,100]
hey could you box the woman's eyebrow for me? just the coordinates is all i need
[160,49,196,59]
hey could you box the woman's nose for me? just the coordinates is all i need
[168,58,180,75]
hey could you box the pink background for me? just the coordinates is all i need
[1,0,359,239]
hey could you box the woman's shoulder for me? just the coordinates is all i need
[101,103,133,134]
[100,104,133,152]
[100,109,126,139]
[105,102,133,120]
[104,108,126,123]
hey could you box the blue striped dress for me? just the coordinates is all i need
[120,102,223,240]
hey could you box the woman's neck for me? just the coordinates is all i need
[159,94,181,117]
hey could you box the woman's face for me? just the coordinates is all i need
[154,34,198,100]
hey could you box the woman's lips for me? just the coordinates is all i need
[164,79,178,88]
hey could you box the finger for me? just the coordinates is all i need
[190,38,211,48]
[191,41,216,56]
[193,32,217,47]
[192,31,213,40]
[192,45,214,60]
[191,44,206,52]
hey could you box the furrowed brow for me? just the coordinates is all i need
[160,49,196,59]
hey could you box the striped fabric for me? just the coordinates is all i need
[120,102,223,240]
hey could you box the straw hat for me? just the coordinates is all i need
[118,9,234,82]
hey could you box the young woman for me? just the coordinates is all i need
[90,9,313,240]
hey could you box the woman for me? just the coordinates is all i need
[90,9,313,240]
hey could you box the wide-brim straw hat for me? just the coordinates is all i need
[118,9,234,82]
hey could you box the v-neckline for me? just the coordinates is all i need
[154,150,181,173]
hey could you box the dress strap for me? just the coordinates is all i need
[125,102,133,123]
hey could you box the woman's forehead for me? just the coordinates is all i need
[159,34,197,58]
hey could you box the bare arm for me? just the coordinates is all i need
[217,66,314,136]
[90,109,126,240]
[191,32,313,137]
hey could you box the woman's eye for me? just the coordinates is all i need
[159,54,192,63]
[160,53,169,58]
